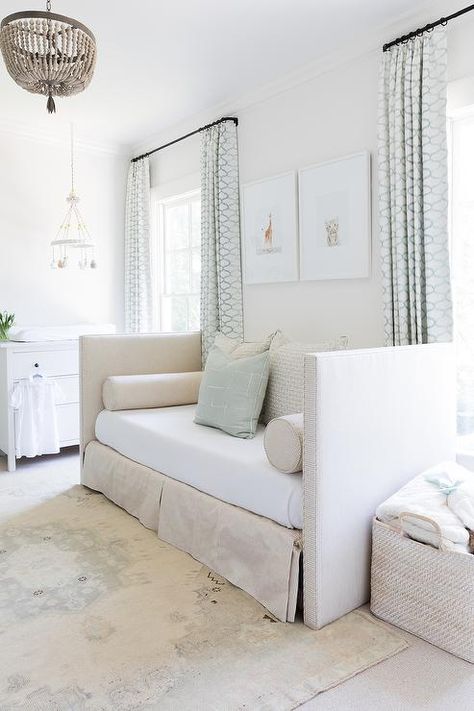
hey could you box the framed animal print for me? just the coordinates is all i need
[242,171,299,284]
[298,152,371,281]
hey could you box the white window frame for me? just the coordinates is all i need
[152,189,201,333]
[448,108,474,450]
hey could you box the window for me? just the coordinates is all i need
[153,190,201,332]
[450,113,474,448]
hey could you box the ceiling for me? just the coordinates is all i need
[0,0,435,149]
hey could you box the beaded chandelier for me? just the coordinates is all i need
[0,0,96,113]
[50,125,97,270]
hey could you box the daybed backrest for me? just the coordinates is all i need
[262,339,336,423]
[303,343,456,630]
[80,332,202,467]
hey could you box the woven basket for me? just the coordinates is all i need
[370,515,474,663]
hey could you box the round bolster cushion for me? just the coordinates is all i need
[102,371,203,411]
[264,413,304,474]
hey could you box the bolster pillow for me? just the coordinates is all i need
[264,413,303,474]
[102,372,203,411]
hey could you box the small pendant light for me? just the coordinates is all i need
[50,125,97,270]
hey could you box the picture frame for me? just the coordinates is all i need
[242,171,299,284]
[298,151,371,281]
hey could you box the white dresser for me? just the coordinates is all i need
[0,340,80,471]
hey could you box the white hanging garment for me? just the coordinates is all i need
[10,377,63,458]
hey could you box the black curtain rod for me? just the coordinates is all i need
[131,116,238,163]
[383,3,474,51]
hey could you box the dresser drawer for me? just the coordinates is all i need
[56,376,79,404]
[12,349,79,381]
[58,403,80,443]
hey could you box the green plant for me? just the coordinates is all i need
[0,311,15,340]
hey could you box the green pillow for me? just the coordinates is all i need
[194,346,270,438]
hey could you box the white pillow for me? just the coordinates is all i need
[102,372,202,411]
[264,413,304,474]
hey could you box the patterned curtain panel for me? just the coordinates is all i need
[200,121,243,362]
[124,157,152,333]
[379,27,453,346]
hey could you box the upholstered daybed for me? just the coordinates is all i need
[80,332,456,628]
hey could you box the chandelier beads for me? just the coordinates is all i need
[0,0,97,113]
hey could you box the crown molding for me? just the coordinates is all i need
[132,0,455,157]
[132,28,379,157]
[0,117,131,157]
[131,39,378,156]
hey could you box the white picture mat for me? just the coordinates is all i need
[242,171,299,284]
[299,152,371,281]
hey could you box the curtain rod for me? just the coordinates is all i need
[131,116,238,163]
[383,3,474,51]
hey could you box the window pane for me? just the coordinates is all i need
[191,248,201,293]
[161,295,173,332]
[191,201,201,246]
[166,250,190,294]
[451,116,474,445]
[162,295,188,332]
[156,191,201,334]
[188,295,200,331]
[165,204,189,249]
[454,200,474,437]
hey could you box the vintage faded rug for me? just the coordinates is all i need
[0,452,408,710]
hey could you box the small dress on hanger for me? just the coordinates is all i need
[10,377,63,458]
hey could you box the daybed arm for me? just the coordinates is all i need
[80,331,202,460]
[302,343,456,630]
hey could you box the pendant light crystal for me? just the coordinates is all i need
[50,125,97,270]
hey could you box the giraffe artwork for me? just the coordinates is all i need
[256,210,280,255]
[263,213,273,248]
[242,171,298,283]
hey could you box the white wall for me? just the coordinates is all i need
[447,14,474,113]
[145,7,474,348]
[2,5,471,341]
[0,129,128,330]
[148,51,383,347]
[238,51,382,346]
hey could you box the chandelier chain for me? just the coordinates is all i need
[70,124,75,194]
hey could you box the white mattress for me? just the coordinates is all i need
[95,405,303,529]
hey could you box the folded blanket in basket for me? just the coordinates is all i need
[376,461,474,554]
[448,479,474,532]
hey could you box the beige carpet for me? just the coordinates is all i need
[301,632,474,711]
[0,452,408,710]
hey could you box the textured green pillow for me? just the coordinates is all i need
[194,346,270,438]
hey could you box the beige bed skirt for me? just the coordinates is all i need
[83,441,302,622]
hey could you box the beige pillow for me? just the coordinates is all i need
[264,413,304,474]
[214,332,274,359]
[103,372,202,411]
[262,337,336,423]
